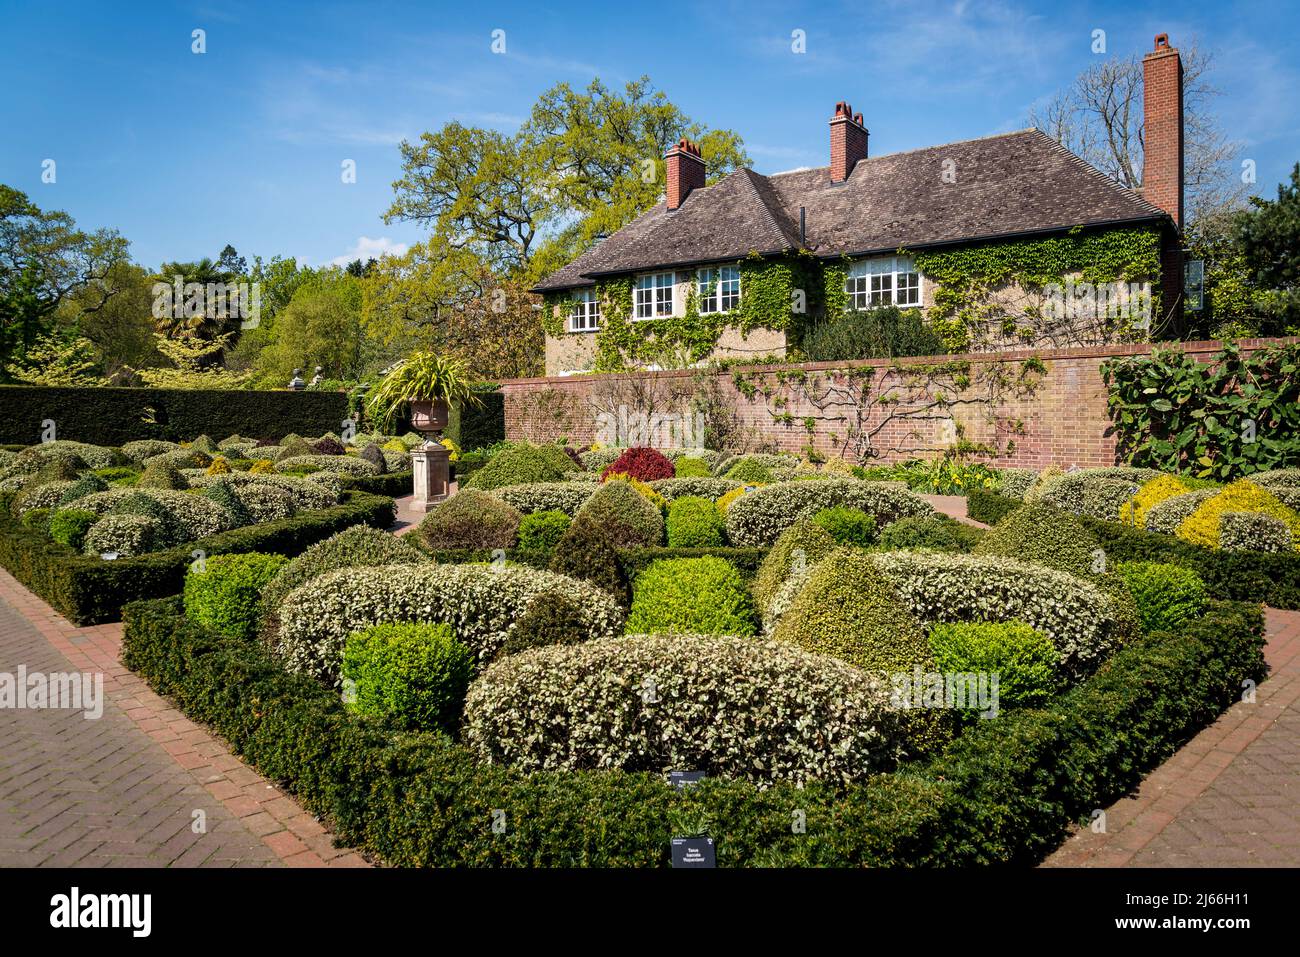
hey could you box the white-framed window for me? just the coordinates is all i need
[568,289,601,332]
[845,256,922,310]
[697,266,741,314]
[634,271,675,319]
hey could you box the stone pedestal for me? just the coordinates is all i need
[410,443,451,511]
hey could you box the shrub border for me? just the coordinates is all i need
[121,595,1263,866]
[967,488,1300,609]
[0,492,396,624]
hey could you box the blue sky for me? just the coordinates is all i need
[2,0,1297,270]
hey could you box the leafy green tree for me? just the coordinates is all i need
[3,329,105,385]
[134,330,248,389]
[0,185,129,379]
[1238,162,1300,331]
[385,76,749,282]
[56,260,158,382]
[251,270,368,386]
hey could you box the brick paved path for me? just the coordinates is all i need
[0,569,368,868]
[1045,607,1300,867]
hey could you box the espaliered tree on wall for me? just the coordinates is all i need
[731,355,1046,463]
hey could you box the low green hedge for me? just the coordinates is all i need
[121,595,1263,866]
[0,492,396,624]
[966,488,1300,609]
[340,471,413,497]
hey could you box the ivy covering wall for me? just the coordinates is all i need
[543,225,1164,370]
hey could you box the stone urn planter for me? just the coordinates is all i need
[409,398,449,433]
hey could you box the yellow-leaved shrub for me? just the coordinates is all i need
[1176,480,1300,551]
[1120,474,1189,527]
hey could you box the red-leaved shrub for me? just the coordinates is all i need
[600,447,675,482]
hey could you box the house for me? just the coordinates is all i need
[533,34,1186,377]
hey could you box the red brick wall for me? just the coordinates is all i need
[498,338,1295,469]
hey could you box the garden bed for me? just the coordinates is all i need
[0,492,395,624]
[968,488,1300,609]
[122,595,1264,866]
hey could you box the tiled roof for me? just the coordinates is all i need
[533,129,1170,292]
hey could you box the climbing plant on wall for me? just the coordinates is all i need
[913,226,1162,352]
[732,354,1046,464]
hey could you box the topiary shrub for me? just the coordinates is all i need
[649,477,743,502]
[83,513,163,557]
[811,506,877,546]
[1219,512,1294,553]
[492,481,595,516]
[206,456,232,475]
[572,479,664,548]
[725,479,931,547]
[137,458,189,490]
[868,551,1123,678]
[928,621,1060,713]
[516,510,570,551]
[497,592,593,658]
[626,557,757,636]
[274,563,625,684]
[1025,466,1159,518]
[189,434,219,454]
[275,455,379,476]
[549,517,631,608]
[600,447,675,483]
[995,468,1040,500]
[464,633,907,786]
[751,517,837,618]
[1177,480,1300,551]
[48,508,97,551]
[1115,561,1209,633]
[32,454,84,484]
[279,436,315,459]
[716,483,761,512]
[341,622,474,733]
[55,473,108,507]
[973,503,1101,576]
[418,489,521,550]
[665,496,726,547]
[248,459,275,475]
[259,524,429,637]
[1143,487,1219,535]
[20,508,50,531]
[311,437,347,456]
[720,453,799,484]
[673,456,712,478]
[122,439,180,465]
[12,480,76,515]
[19,440,118,470]
[772,546,932,674]
[359,442,389,474]
[1119,474,1189,527]
[202,479,253,528]
[878,515,984,552]
[462,444,568,491]
[184,552,289,641]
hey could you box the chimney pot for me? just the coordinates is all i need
[665,137,706,210]
[829,100,869,184]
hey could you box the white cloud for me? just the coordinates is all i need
[329,236,408,266]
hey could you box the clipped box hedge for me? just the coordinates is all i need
[967,488,1300,609]
[0,492,395,624]
[121,596,1263,866]
[418,545,769,582]
[445,389,505,452]
[0,385,348,446]
[340,470,413,498]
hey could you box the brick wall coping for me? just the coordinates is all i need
[494,336,1299,389]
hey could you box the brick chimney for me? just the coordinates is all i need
[1143,33,1185,330]
[830,102,869,183]
[665,138,705,210]
[1143,33,1184,228]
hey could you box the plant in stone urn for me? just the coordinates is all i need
[365,352,481,435]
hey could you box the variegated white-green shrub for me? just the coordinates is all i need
[187,473,337,510]
[463,633,908,787]
[72,488,236,542]
[17,440,119,470]
[1219,511,1293,553]
[1143,488,1219,535]
[648,477,744,502]
[1026,466,1160,519]
[868,551,1123,677]
[12,480,78,514]
[121,440,181,464]
[492,481,596,516]
[725,479,932,547]
[274,562,625,685]
[83,514,164,557]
